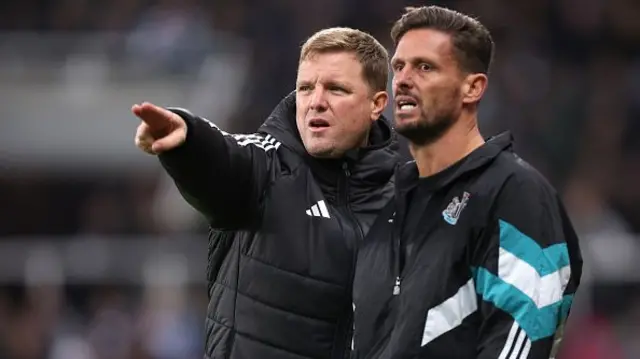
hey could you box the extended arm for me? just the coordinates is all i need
[134,103,279,228]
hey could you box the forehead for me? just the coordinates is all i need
[297,52,364,82]
[392,28,454,63]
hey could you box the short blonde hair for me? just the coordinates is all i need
[300,27,389,92]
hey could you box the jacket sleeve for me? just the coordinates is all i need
[157,108,280,229]
[470,174,583,359]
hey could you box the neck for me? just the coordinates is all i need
[410,113,485,178]
[360,127,371,148]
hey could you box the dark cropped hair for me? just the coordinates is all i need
[391,6,494,75]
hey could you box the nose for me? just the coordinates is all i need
[309,87,328,112]
[393,69,414,92]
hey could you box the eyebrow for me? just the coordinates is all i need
[324,80,351,88]
[296,79,352,89]
[392,56,431,64]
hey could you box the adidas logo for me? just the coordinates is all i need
[306,200,330,218]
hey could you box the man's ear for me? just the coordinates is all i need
[461,73,488,105]
[370,91,389,121]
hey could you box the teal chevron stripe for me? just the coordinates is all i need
[473,267,573,341]
[499,220,570,276]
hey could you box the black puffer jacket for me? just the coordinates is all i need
[158,92,399,359]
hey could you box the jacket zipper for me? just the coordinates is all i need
[393,218,402,295]
[392,190,434,296]
[338,161,363,358]
[341,161,364,239]
[392,193,407,296]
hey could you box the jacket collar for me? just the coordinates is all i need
[259,91,400,189]
[396,131,514,192]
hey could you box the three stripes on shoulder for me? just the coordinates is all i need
[232,133,281,152]
[200,117,281,152]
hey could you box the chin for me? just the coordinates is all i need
[306,144,339,158]
[394,115,420,129]
[394,121,413,133]
[308,149,338,158]
[398,120,454,146]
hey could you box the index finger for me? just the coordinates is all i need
[131,102,173,129]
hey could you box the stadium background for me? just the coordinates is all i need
[0,0,639,358]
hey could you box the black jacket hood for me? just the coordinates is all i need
[259,91,400,185]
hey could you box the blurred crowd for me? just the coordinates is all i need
[0,0,639,358]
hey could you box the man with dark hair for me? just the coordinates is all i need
[133,27,399,359]
[352,6,582,359]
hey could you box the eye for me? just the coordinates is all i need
[328,85,346,93]
[419,63,432,72]
[392,63,404,72]
[297,84,312,92]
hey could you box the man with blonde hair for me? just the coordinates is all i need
[133,27,399,359]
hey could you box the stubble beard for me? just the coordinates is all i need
[395,107,458,147]
[395,86,463,146]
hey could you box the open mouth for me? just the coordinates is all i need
[309,118,330,129]
[396,97,418,111]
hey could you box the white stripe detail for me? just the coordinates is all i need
[306,201,331,218]
[498,248,571,308]
[499,322,520,359]
[519,339,531,359]
[317,200,330,218]
[198,117,281,152]
[311,205,320,216]
[421,278,477,346]
[509,329,527,359]
[236,137,281,151]
[199,116,229,135]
